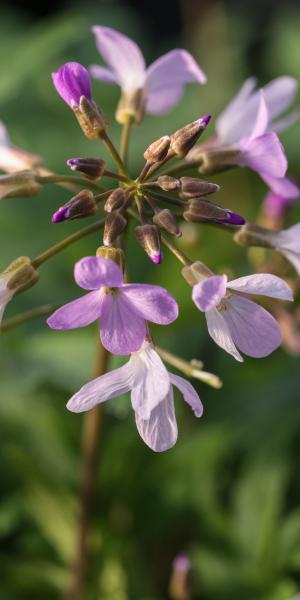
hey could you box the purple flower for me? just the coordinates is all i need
[191,270,293,361]
[47,256,178,355]
[66,341,203,452]
[268,223,300,276]
[90,26,206,120]
[262,183,299,219]
[52,62,93,108]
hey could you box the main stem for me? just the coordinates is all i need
[120,116,133,167]
[65,338,109,600]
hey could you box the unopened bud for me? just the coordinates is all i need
[0,170,42,200]
[181,261,214,286]
[170,115,211,157]
[116,88,145,125]
[96,246,125,272]
[234,223,276,248]
[153,209,181,237]
[183,198,245,225]
[51,189,98,223]
[5,256,39,294]
[103,211,127,246]
[180,176,220,198]
[157,175,180,191]
[104,188,127,213]
[199,148,239,175]
[144,136,171,163]
[135,224,162,264]
[73,96,108,140]
[67,157,105,180]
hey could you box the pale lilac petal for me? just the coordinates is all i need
[239,132,287,178]
[135,389,178,452]
[67,362,132,412]
[205,307,243,362]
[227,273,293,301]
[89,64,118,84]
[276,223,300,251]
[263,76,298,123]
[279,249,300,276]
[272,109,300,133]
[74,256,123,290]
[121,284,178,324]
[215,78,257,144]
[100,292,146,355]
[0,122,10,146]
[0,291,13,325]
[170,373,203,417]
[261,173,300,199]
[247,90,268,142]
[192,275,227,312]
[223,296,282,358]
[130,344,171,419]
[47,290,103,330]
[145,49,206,114]
[92,26,145,91]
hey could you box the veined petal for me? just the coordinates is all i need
[135,389,178,452]
[215,78,257,144]
[145,49,206,114]
[264,76,298,123]
[121,284,178,324]
[170,373,203,417]
[260,173,299,199]
[92,26,146,91]
[223,296,282,358]
[74,256,123,290]
[47,290,103,330]
[100,292,146,355]
[52,62,92,108]
[89,64,118,84]
[227,273,293,301]
[192,275,227,312]
[67,362,133,413]
[205,307,243,362]
[239,132,287,178]
[130,343,171,419]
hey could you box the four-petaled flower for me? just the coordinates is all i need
[47,256,178,355]
[67,341,203,452]
[90,26,206,122]
[191,268,293,361]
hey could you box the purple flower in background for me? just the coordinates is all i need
[268,223,300,276]
[262,183,300,219]
[90,26,206,121]
[191,271,293,361]
[47,256,178,355]
[66,341,203,452]
[52,62,93,108]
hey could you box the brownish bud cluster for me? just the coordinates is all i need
[143,136,171,163]
[104,188,127,213]
[103,211,127,246]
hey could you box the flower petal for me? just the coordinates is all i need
[227,273,293,301]
[239,132,287,178]
[170,373,203,417]
[260,173,300,199]
[272,109,300,133]
[275,223,300,275]
[145,49,206,114]
[135,389,178,452]
[215,77,257,144]
[246,90,268,142]
[89,64,118,84]
[279,249,300,276]
[52,62,92,107]
[67,362,133,412]
[192,275,227,312]
[100,292,146,355]
[264,76,298,123]
[47,290,103,330]
[205,307,243,362]
[92,26,145,91]
[121,284,178,324]
[223,296,282,358]
[74,256,123,290]
[130,343,171,419]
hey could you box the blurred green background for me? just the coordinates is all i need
[1,0,300,598]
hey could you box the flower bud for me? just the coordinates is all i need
[135,224,162,264]
[103,211,127,246]
[157,175,180,191]
[181,261,214,286]
[96,246,125,272]
[51,190,98,223]
[183,198,245,225]
[180,176,220,198]
[0,170,42,200]
[104,188,127,213]
[4,256,39,294]
[116,88,145,125]
[73,96,109,140]
[143,136,171,163]
[153,209,181,237]
[170,115,211,157]
[67,157,106,180]
[198,148,239,174]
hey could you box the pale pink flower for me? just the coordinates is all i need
[0,122,42,174]
[67,341,203,452]
[191,270,293,361]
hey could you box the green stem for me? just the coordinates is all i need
[0,304,59,332]
[160,234,191,266]
[36,174,105,193]
[101,131,128,177]
[120,115,133,167]
[31,218,105,269]
[158,158,200,178]
[103,169,129,184]
[157,346,222,389]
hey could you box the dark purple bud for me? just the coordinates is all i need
[104,188,127,213]
[170,115,211,157]
[223,211,245,225]
[103,211,127,246]
[52,62,92,108]
[183,197,244,225]
[51,189,97,223]
[67,157,105,180]
[135,224,162,264]
[144,136,171,163]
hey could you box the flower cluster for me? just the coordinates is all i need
[0,25,299,451]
